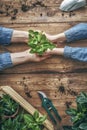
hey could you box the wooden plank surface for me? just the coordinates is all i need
[0,0,87,24]
[0,73,87,126]
[0,7,87,24]
[0,0,87,129]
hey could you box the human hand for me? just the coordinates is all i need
[11,49,50,66]
[43,48,64,56]
[45,33,66,44]
[34,30,58,43]
[25,49,50,62]
[31,30,66,45]
[11,30,28,43]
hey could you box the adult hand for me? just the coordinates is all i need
[34,30,60,43]
[11,49,50,66]
[43,48,64,56]
[32,30,66,44]
[45,33,66,44]
[25,49,50,62]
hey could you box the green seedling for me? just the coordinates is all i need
[0,94,19,117]
[28,30,56,55]
[66,92,87,130]
[24,110,47,130]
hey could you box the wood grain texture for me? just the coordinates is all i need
[0,7,87,24]
[0,73,87,126]
[0,0,63,6]
[0,0,87,129]
[0,0,87,24]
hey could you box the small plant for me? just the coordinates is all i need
[1,113,26,130]
[0,94,19,117]
[28,30,56,55]
[66,92,87,130]
[24,110,47,130]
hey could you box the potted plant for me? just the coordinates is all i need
[28,30,56,55]
[65,92,87,130]
[0,94,19,118]
[24,110,47,130]
[1,113,26,130]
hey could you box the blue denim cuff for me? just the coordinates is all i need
[64,46,72,58]
[64,23,87,42]
[0,27,13,45]
[0,52,13,71]
[64,46,87,62]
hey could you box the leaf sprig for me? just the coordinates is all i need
[28,30,56,55]
[0,94,19,116]
[24,110,47,130]
[66,92,87,130]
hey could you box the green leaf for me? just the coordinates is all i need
[29,30,34,35]
[0,94,19,116]
[34,125,41,130]
[33,111,39,120]
[63,126,73,130]
[38,115,47,124]
[79,123,87,130]
[24,114,34,123]
[37,33,42,42]
[76,92,87,104]
[28,30,56,55]
[66,108,77,116]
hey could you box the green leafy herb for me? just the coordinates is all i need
[0,94,19,116]
[1,114,26,130]
[66,92,87,130]
[28,30,56,55]
[24,110,47,130]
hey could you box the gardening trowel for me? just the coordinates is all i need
[59,0,86,12]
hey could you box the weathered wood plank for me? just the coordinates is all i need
[0,73,87,102]
[0,0,62,6]
[1,52,87,73]
[0,22,80,34]
[0,73,87,125]
[0,3,87,23]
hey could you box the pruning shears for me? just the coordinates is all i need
[38,91,61,124]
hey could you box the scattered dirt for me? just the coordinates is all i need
[67,89,78,96]
[65,101,72,109]
[23,84,32,98]
[58,86,66,94]
[58,85,78,97]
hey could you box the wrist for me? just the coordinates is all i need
[51,48,64,55]
[45,33,66,42]
[11,50,32,65]
[11,30,28,43]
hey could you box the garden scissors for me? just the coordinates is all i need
[38,91,61,124]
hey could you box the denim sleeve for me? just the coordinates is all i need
[64,46,87,62]
[0,27,13,45]
[0,53,13,71]
[64,23,87,42]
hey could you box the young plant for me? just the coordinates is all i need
[1,113,26,130]
[24,110,47,130]
[28,30,56,55]
[0,94,19,117]
[66,92,87,130]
